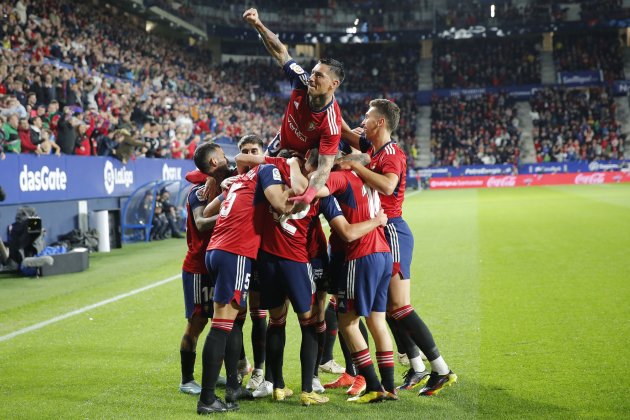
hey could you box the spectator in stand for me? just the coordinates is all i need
[2,113,20,154]
[553,32,624,82]
[37,128,61,156]
[530,87,625,162]
[430,93,521,167]
[18,117,38,154]
[433,38,541,89]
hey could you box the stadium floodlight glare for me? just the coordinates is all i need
[491,4,495,18]
[354,18,359,25]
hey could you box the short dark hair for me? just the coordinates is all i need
[369,99,400,133]
[193,142,222,175]
[238,134,264,152]
[318,58,345,84]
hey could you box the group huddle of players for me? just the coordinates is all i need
[177,9,458,415]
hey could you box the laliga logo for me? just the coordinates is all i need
[103,160,134,194]
[19,164,67,192]
[162,163,182,181]
[574,173,605,185]
[486,176,517,188]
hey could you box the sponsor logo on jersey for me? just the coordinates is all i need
[104,160,134,194]
[294,101,300,110]
[288,114,307,143]
[19,164,67,192]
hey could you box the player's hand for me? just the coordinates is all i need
[334,158,355,170]
[220,175,238,191]
[243,8,260,26]
[288,186,317,204]
[352,127,365,135]
[375,209,387,227]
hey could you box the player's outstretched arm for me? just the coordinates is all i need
[264,184,295,214]
[203,195,222,218]
[337,159,399,196]
[192,205,218,232]
[287,157,307,195]
[336,152,370,167]
[243,8,291,67]
[235,152,265,174]
[329,209,388,243]
[290,154,335,204]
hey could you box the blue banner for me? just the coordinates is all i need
[557,71,603,85]
[1,154,196,205]
[413,164,515,178]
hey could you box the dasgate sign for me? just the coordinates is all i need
[1,154,196,205]
[103,160,134,195]
[19,164,68,192]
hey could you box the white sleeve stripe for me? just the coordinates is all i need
[326,106,339,136]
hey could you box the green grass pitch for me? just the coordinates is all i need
[1,184,629,419]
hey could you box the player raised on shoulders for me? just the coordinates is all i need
[243,7,345,205]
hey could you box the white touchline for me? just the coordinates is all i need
[0,274,180,343]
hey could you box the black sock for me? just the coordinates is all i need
[225,319,244,389]
[339,330,357,376]
[180,350,196,384]
[321,303,338,365]
[392,306,440,361]
[250,310,267,370]
[300,317,318,391]
[200,323,232,404]
[376,351,395,392]
[351,349,381,392]
[358,318,369,346]
[314,320,326,376]
[387,315,420,359]
[266,313,287,389]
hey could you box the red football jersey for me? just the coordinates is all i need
[273,60,341,156]
[367,141,407,218]
[208,164,284,259]
[182,184,212,273]
[307,216,327,260]
[325,171,390,260]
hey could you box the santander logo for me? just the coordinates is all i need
[574,173,605,185]
[486,176,517,188]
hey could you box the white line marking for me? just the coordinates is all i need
[0,274,180,343]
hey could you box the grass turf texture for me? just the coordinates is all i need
[0,184,629,419]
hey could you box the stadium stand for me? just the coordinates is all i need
[430,93,521,167]
[432,38,542,89]
[529,87,625,162]
[553,31,625,82]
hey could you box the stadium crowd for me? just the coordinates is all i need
[432,38,541,89]
[430,93,521,167]
[529,87,625,162]
[0,0,285,160]
[553,32,625,82]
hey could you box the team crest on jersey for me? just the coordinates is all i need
[307,121,316,131]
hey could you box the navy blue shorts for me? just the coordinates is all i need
[182,271,213,319]
[258,249,315,314]
[310,255,330,293]
[327,251,345,295]
[205,249,251,308]
[337,252,393,317]
[384,217,414,280]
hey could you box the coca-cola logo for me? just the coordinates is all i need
[486,176,517,188]
[574,173,605,185]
